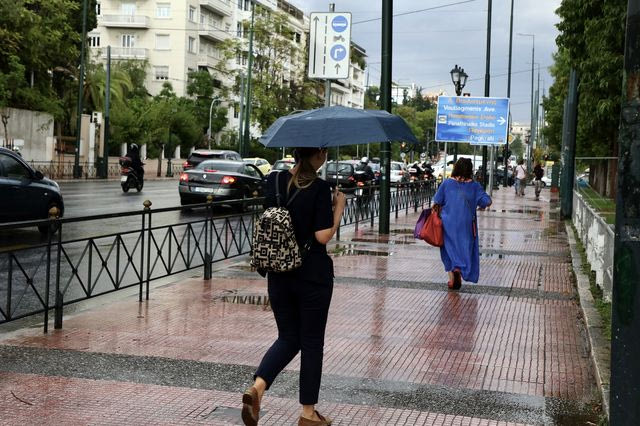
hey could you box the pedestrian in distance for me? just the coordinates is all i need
[515,159,527,196]
[533,162,544,200]
[432,158,492,290]
[242,147,346,426]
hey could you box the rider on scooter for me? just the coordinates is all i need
[125,144,144,180]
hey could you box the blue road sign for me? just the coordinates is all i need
[435,96,510,145]
[332,15,349,32]
[330,45,347,61]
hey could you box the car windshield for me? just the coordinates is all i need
[391,163,403,171]
[327,163,353,174]
[273,161,293,170]
[191,153,224,161]
[243,159,257,165]
[195,161,241,173]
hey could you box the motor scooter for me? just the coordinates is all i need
[353,170,374,206]
[119,156,144,193]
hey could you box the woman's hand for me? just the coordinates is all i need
[333,189,346,212]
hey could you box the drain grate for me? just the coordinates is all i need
[215,290,271,308]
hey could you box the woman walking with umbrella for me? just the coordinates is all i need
[242,147,346,426]
[432,158,492,289]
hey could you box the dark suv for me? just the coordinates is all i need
[182,149,242,170]
[0,148,64,233]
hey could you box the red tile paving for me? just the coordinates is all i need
[0,372,529,426]
[0,190,599,425]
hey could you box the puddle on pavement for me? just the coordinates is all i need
[332,244,392,257]
[214,289,271,308]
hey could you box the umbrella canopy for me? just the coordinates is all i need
[259,106,418,148]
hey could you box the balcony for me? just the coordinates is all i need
[199,22,230,42]
[199,0,232,17]
[101,14,151,28]
[197,51,223,68]
[102,47,148,60]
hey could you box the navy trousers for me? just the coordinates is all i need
[255,272,333,405]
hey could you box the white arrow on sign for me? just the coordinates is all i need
[497,116,506,125]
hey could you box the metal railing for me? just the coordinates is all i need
[0,180,436,332]
[28,160,122,179]
[101,14,151,27]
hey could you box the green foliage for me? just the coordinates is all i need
[545,0,626,158]
[186,70,228,137]
[220,8,322,132]
[83,62,134,112]
[365,86,380,109]
[510,135,525,159]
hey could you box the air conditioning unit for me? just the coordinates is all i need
[91,111,103,125]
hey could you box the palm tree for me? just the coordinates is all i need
[82,62,134,112]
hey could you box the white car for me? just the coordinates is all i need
[390,161,408,183]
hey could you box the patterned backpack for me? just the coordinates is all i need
[251,171,305,273]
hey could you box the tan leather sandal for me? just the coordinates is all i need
[298,410,332,426]
[241,386,260,426]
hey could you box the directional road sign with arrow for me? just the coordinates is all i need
[434,96,511,145]
[308,12,351,80]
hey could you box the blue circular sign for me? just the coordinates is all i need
[331,15,349,33]
[330,45,347,61]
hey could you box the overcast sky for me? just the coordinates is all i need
[289,0,561,125]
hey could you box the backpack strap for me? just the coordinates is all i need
[275,170,302,208]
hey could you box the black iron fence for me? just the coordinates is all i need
[26,160,185,179]
[0,180,436,332]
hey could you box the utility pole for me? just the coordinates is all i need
[482,0,492,191]
[505,0,514,187]
[528,40,535,172]
[102,46,111,179]
[378,0,392,234]
[238,73,245,152]
[610,2,640,422]
[73,0,89,178]
[559,69,578,219]
[242,1,256,158]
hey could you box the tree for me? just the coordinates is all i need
[82,62,134,112]
[365,86,381,109]
[186,70,228,142]
[220,7,322,135]
[510,136,524,159]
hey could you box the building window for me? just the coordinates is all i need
[188,6,196,22]
[121,34,135,48]
[89,34,100,47]
[233,103,239,118]
[96,1,101,15]
[188,37,196,53]
[236,22,243,37]
[294,32,301,44]
[156,3,170,18]
[154,66,169,80]
[155,34,170,50]
[121,2,136,15]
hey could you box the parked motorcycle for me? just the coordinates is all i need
[119,156,144,193]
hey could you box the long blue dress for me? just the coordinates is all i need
[432,178,491,283]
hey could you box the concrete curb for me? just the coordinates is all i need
[565,222,610,419]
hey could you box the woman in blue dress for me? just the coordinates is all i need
[433,158,492,289]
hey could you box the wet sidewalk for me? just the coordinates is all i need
[0,188,601,425]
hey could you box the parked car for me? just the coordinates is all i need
[0,147,64,233]
[179,160,265,210]
[182,150,242,170]
[243,157,271,175]
[324,161,357,190]
[540,175,552,187]
[271,157,296,173]
[576,172,589,188]
[390,161,408,183]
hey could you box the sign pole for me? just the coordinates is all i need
[378,0,392,235]
[610,2,640,420]
[320,3,335,182]
[482,0,492,190]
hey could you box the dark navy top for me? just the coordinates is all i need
[264,171,334,284]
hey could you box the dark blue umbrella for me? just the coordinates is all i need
[259,106,418,148]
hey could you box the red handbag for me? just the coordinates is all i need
[420,206,444,247]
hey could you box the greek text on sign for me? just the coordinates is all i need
[435,96,510,145]
[308,12,352,80]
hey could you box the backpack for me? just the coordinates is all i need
[250,171,306,273]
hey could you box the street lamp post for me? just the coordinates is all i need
[73,0,89,179]
[450,64,468,163]
[242,0,256,158]
[518,32,535,172]
[505,0,514,187]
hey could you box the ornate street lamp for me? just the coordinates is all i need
[450,64,468,96]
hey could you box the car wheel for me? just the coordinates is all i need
[542,181,547,188]
[38,202,61,235]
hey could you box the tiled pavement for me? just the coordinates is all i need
[0,188,601,425]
